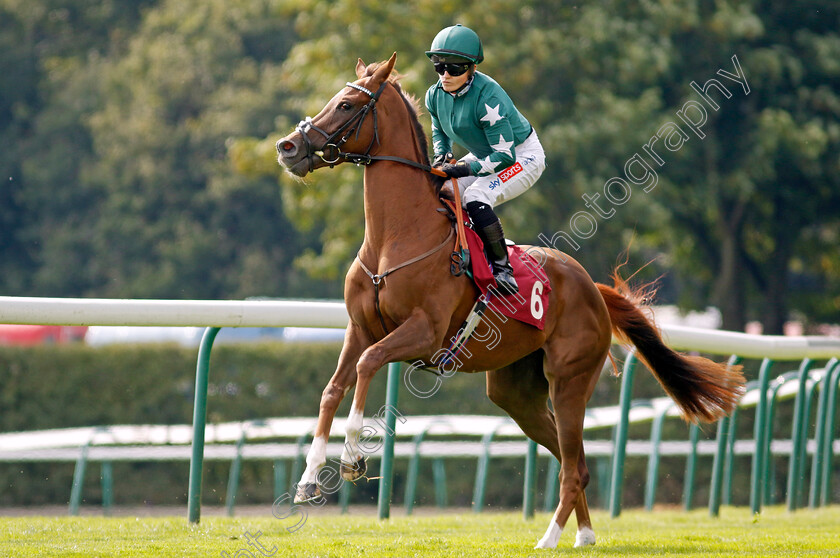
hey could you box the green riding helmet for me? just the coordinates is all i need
[425,24,484,64]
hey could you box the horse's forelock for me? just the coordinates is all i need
[363,60,387,78]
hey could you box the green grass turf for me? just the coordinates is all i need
[1,506,839,557]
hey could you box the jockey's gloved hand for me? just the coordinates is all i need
[439,161,472,179]
[433,152,455,167]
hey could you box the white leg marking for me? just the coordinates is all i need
[535,518,563,549]
[574,527,596,547]
[341,407,364,464]
[300,436,326,484]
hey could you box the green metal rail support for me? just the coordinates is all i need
[522,439,538,520]
[377,362,401,520]
[722,402,740,506]
[273,460,287,502]
[433,458,448,508]
[609,351,638,518]
[787,358,814,511]
[596,455,612,509]
[472,420,510,513]
[187,326,220,524]
[750,358,774,515]
[709,355,741,517]
[809,358,838,507]
[339,476,351,513]
[709,413,731,516]
[543,457,560,512]
[815,359,840,506]
[796,375,820,507]
[683,422,701,511]
[69,442,90,516]
[763,373,793,505]
[101,461,113,516]
[403,433,424,515]
[820,361,840,505]
[225,430,248,516]
[404,419,449,515]
[644,402,673,511]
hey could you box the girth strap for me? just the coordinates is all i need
[356,227,455,335]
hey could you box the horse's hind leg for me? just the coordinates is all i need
[536,344,606,549]
[487,350,596,547]
[573,448,596,547]
[486,350,560,457]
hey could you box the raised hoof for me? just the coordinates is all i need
[293,482,321,504]
[340,456,367,481]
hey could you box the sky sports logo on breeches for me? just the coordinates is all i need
[489,155,535,190]
[500,162,523,182]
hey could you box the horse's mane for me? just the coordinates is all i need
[365,61,449,195]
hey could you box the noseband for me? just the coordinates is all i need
[295,80,445,176]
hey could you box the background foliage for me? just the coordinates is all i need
[2,0,840,331]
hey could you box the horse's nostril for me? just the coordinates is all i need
[277,139,297,156]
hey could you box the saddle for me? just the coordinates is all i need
[440,198,551,331]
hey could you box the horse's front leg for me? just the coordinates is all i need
[339,308,439,482]
[295,323,369,503]
[338,397,370,481]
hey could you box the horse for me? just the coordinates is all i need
[275,53,745,549]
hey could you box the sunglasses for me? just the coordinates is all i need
[433,62,471,76]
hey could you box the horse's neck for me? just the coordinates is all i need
[359,97,449,265]
[361,164,446,260]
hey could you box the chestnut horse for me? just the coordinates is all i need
[276,53,744,549]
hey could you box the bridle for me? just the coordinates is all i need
[295,80,386,172]
[293,76,460,339]
[295,80,445,176]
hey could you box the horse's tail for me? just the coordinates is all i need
[596,273,746,424]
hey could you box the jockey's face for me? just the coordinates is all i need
[432,56,472,92]
[440,68,470,92]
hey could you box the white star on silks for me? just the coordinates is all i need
[490,135,514,157]
[480,103,504,126]
[477,155,502,175]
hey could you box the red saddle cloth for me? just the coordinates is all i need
[463,227,551,330]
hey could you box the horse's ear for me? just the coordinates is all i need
[355,58,367,79]
[372,52,397,84]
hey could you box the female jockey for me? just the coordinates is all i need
[425,24,546,295]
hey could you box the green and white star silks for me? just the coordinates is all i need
[426,72,533,177]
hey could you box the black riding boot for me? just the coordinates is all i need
[466,202,519,295]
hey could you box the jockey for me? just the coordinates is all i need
[425,24,546,295]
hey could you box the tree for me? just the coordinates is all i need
[231,0,840,331]
[4,0,838,328]
[0,0,157,295]
[67,0,328,298]
[636,0,840,331]
[0,3,36,292]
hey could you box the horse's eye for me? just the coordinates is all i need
[338,102,353,111]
